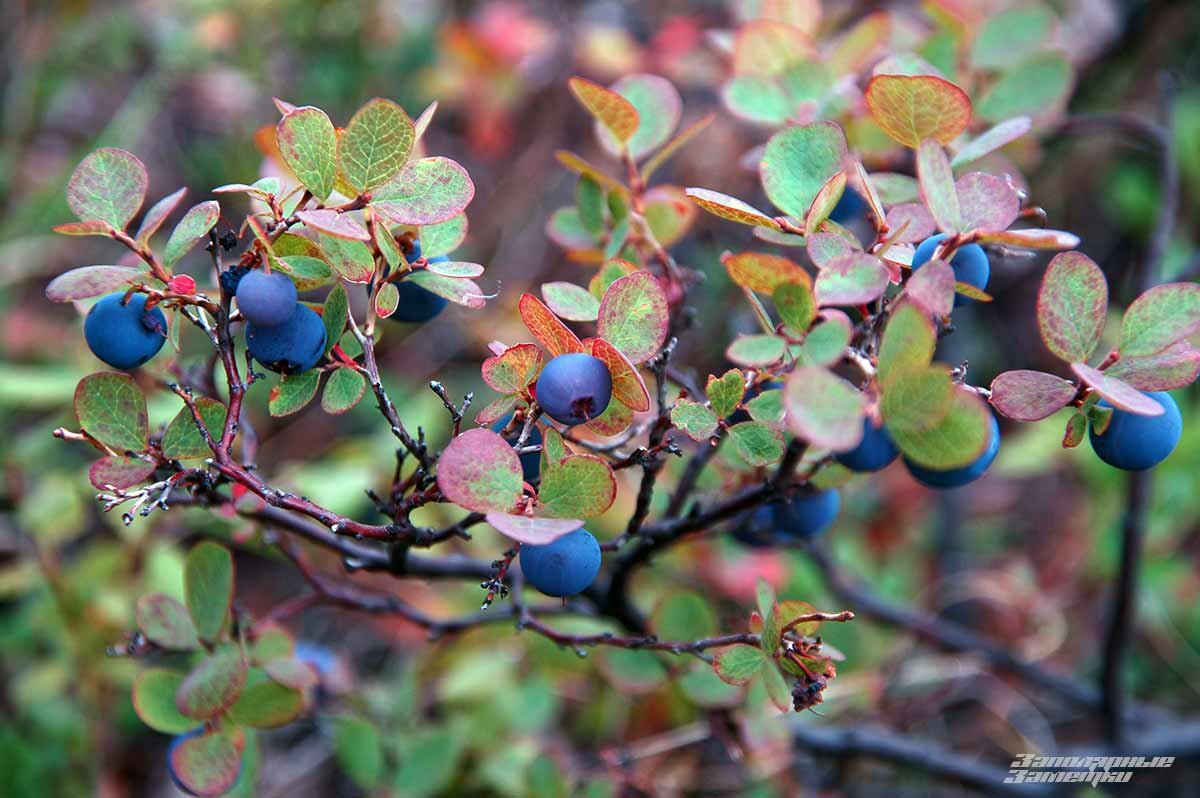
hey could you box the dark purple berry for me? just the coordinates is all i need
[245,304,327,374]
[235,270,297,326]
[534,353,612,426]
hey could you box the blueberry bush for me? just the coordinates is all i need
[9,1,1200,795]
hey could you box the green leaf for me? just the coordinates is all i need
[333,715,383,790]
[970,4,1056,70]
[651,592,716,641]
[713,644,767,686]
[728,421,784,466]
[46,265,142,303]
[878,304,936,385]
[74,372,148,453]
[526,755,568,798]
[407,270,487,308]
[723,75,791,126]
[756,578,776,620]
[436,428,524,513]
[747,388,785,426]
[603,216,630,259]
[372,157,475,226]
[88,455,155,490]
[680,664,744,708]
[865,74,971,148]
[374,221,403,271]
[161,398,227,459]
[568,76,640,145]
[707,370,745,418]
[268,371,321,417]
[881,365,954,435]
[576,176,605,235]
[989,370,1076,422]
[760,122,848,220]
[322,284,348,354]
[870,172,921,204]
[977,52,1072,123]
[137,594,200,650]
[175,643,247,719]
[916,140,961,232]
[726,334,786,367]
[274,255,334,291]
[814,252,889,305]
[66,148,147,230]
[164,201,220,268]
[277,107,338,201]
[132,669,195,733]
[321,367,366,414]
[542,282,600,322]
[760,660,792,711]
[801,316,852,366]
[671,400,719,441]
[420,213,469,258]
[1119,282,1200,358]
[338,97,415,193]
[596,74,680,159]
[185,541,234,643]
[597,271,669,364]
[393,728,464,797]
[889,387,991,469]
[318,234,374,284]
[227,679,304,729]
[169,729,243,797]
[774,282,817,333]
[537,454,617,518]
[1037,251,1108,363]
[785,366,866,451]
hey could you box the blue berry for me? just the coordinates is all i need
[829,190,868,225]
[84,292,167,370]
[519,527,602,597]
[236,270,298,327]
[391,279,449,323]
[407,239,424,264]
[245,304,327,374]
[912,233,989,306]
[836,416,899,472]
[535,353,612,426]
[1089,391,1182,471]
[905,413,1001,488]
[491,412,542,482]
[219,265,250,296]
[732,490,841,546]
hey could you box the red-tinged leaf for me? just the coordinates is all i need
[373,282,399,319]
[486,513,584,545]
[338,97,415,193]
[317,234,374,283]
[46,265,141,302]
[685,187,778,228]
[723,251,812,293]
[597,74,681,160]
[951,117,1032,168]
[587,398,634,436]
[53,220,114,236]
[1070,363,1163,416]
[590,337,650,411]
[437,428,524,513]
[597,271,670,364]
[732,19,815,76]
[814,252,889,306]
[67,148,147,230]
[137,594,200,650]
[75,372,148,453]
[641,112,715,182]
[989,370,1077,421]
[542,282,600,322]
[885,203,937,244]
[474,395,518,426]
[785,366,866,452]
[850,161,886,224]
[296,209,371,241]
[175,643,247,719]
[424,260,484,278]
[371,157,475,226]
[481,343,543,394]
[263,658,318,691]
[805,171,847,237]
[568,76,640,144]
[169,729,243,797]
[1106,341,1200,391]
[955,172,1019,233]
[828,10,891,75]
[976,228,1080,250]
[1037,251,1108,363]
[671,400,720,441]
[1119,282,1200,358]
[917,140,962,232]
[903,258,955,318]
[406,271,487,309]
[519,293,585,356]
[806,232,857,268]
[321,367,366,414]
[88,455,155,490]
[412,100,438,144]
[865,74,972,148]
[537,453,618,518]
[760,122,848,221]
[1063,411,1087,448]
[644,185,697,248]
[164,201,220,268]
[713,644,767,685]
[276,107,338,201]
[132,670,194,734]
[136,187,188,244]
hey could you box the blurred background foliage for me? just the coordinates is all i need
[3,0,1200,796]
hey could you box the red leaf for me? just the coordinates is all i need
[989,370,1077,421]
[518,293,584,356]
[589,338,650,412]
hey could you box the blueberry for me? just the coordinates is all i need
[519,527,602,597]
[535,353,612,426]
[912,233,989,306]
[730,505,777,548]
[731,489,841,547]
[391,279,449,323]
[1089,391,1182,471]
[219,265,250,296]
[83,292,167,370]
[491,412,542,482]
[407,238,423,263]
[235,270,298,326]
[836,416,899,472]
[245,304,327,374]
[905,413,1000,488]
[829,190,868,225]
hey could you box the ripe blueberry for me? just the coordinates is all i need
[836,416,899,472]
[829,190,868,225]
[912,233,989,306]
[1089,391,1182,471]
[905,413,1000,488]
[491,412,542,482]
[732,489,841,546]
[245,304,327,374]
[391,279,449,323]
[519,527,602,597]
[235,270,298,326]
[84,292,168,370]
[535,353,612,426]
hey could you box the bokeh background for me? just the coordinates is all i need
[3,0,1200,796]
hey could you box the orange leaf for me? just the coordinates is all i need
[518,294,584,357]
[865,74,972,149]
[589,338,650,412]
[567,77,639,144]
